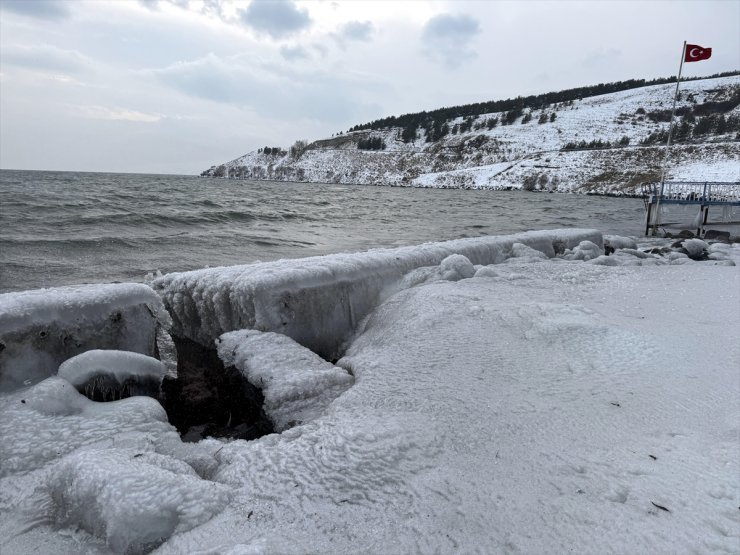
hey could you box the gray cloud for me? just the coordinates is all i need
[139,0,223,16]
[0,0,70,20]
[421,13,481,69]
[280,45,311,62]
[152,54,378,124]
[338,20,374,43]
[1,44,94,74]
[239,0,311,39]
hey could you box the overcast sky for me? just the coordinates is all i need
[1,0,737,174]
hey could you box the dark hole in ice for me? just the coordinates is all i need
[161,337,275,442]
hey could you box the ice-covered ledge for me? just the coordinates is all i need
[153,229,602,359]
[0,283,170,392]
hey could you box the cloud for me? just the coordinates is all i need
[139,0,224,17]
[337,20,374,43]
[280,45,311,62]
[1,44,95,74]
[152,53,380,124]
[238,0,311,39]
[0,0,70,20]
[74,105,163,123]
[421,13,481,69]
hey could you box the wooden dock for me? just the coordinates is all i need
[643,181,740,236]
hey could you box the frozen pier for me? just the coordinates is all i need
[644,181,740,236]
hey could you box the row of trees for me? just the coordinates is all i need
[641,113,740,145]
[561,136,630,150]
[396,108,559,144]
[643,89,740,123]
[357,137,387,150]
[259,147,286,156]
[348,71,739,137]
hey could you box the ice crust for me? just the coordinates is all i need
[217,330,354,432]
[0,376,227,553]
[0,283,170,392]
[49,448,229,554]
[58,349,166,401]
[1,232,738,554]
[153,229,602,358]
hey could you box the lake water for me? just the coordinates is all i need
[0,170,646,293]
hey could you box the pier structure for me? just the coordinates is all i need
[643,181,740,236]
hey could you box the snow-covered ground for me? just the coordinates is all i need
[1,231,738,554]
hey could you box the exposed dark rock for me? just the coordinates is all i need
[704,229,731,243]
[677,230,695,239]
[161,337,274,442]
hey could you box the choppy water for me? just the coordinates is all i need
[0,170,646,293]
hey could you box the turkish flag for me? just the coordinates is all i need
[685,44,712,62]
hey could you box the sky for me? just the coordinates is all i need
[0,0,738,175]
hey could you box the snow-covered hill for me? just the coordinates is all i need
[202,76,740,194]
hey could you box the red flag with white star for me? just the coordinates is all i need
[684,44,711,62]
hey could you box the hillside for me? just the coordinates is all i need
[201,75,740,194]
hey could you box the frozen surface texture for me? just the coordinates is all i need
[217,330,354,432]
[1,234,738,554]
[48,448,229,554]
[153,229,601,359]
[0,376,225,553]
[0,283,170,392]
[58,350,167,401]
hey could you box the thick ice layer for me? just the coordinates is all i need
[0,376,226,553]
[48,448,229,554]
[58,350,166,401]
[0,283,171,392]
[153,229,602,358]
[1,238,738,554]
[217,330,354,432]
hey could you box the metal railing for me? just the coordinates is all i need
[643,181,740,204]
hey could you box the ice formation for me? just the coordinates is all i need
[603,234,638,251]
[48,448,229,554]
[392,253,477,292]
[0,376,227,553]
[560,240,603,261]
[0,283,170,392]
[217,330,354,431]
[680,238,710,259]
[1,231,737,554]
[58,349,167,401]
[153,229,602,359]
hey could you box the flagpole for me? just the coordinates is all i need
[652,40,687,235]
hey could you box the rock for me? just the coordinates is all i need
[704,230,731,243]
[678,230,696,239]
[681,238,710,261]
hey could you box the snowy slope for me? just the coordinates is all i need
[203,75,739,193]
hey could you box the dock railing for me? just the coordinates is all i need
[643,181,740,236]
